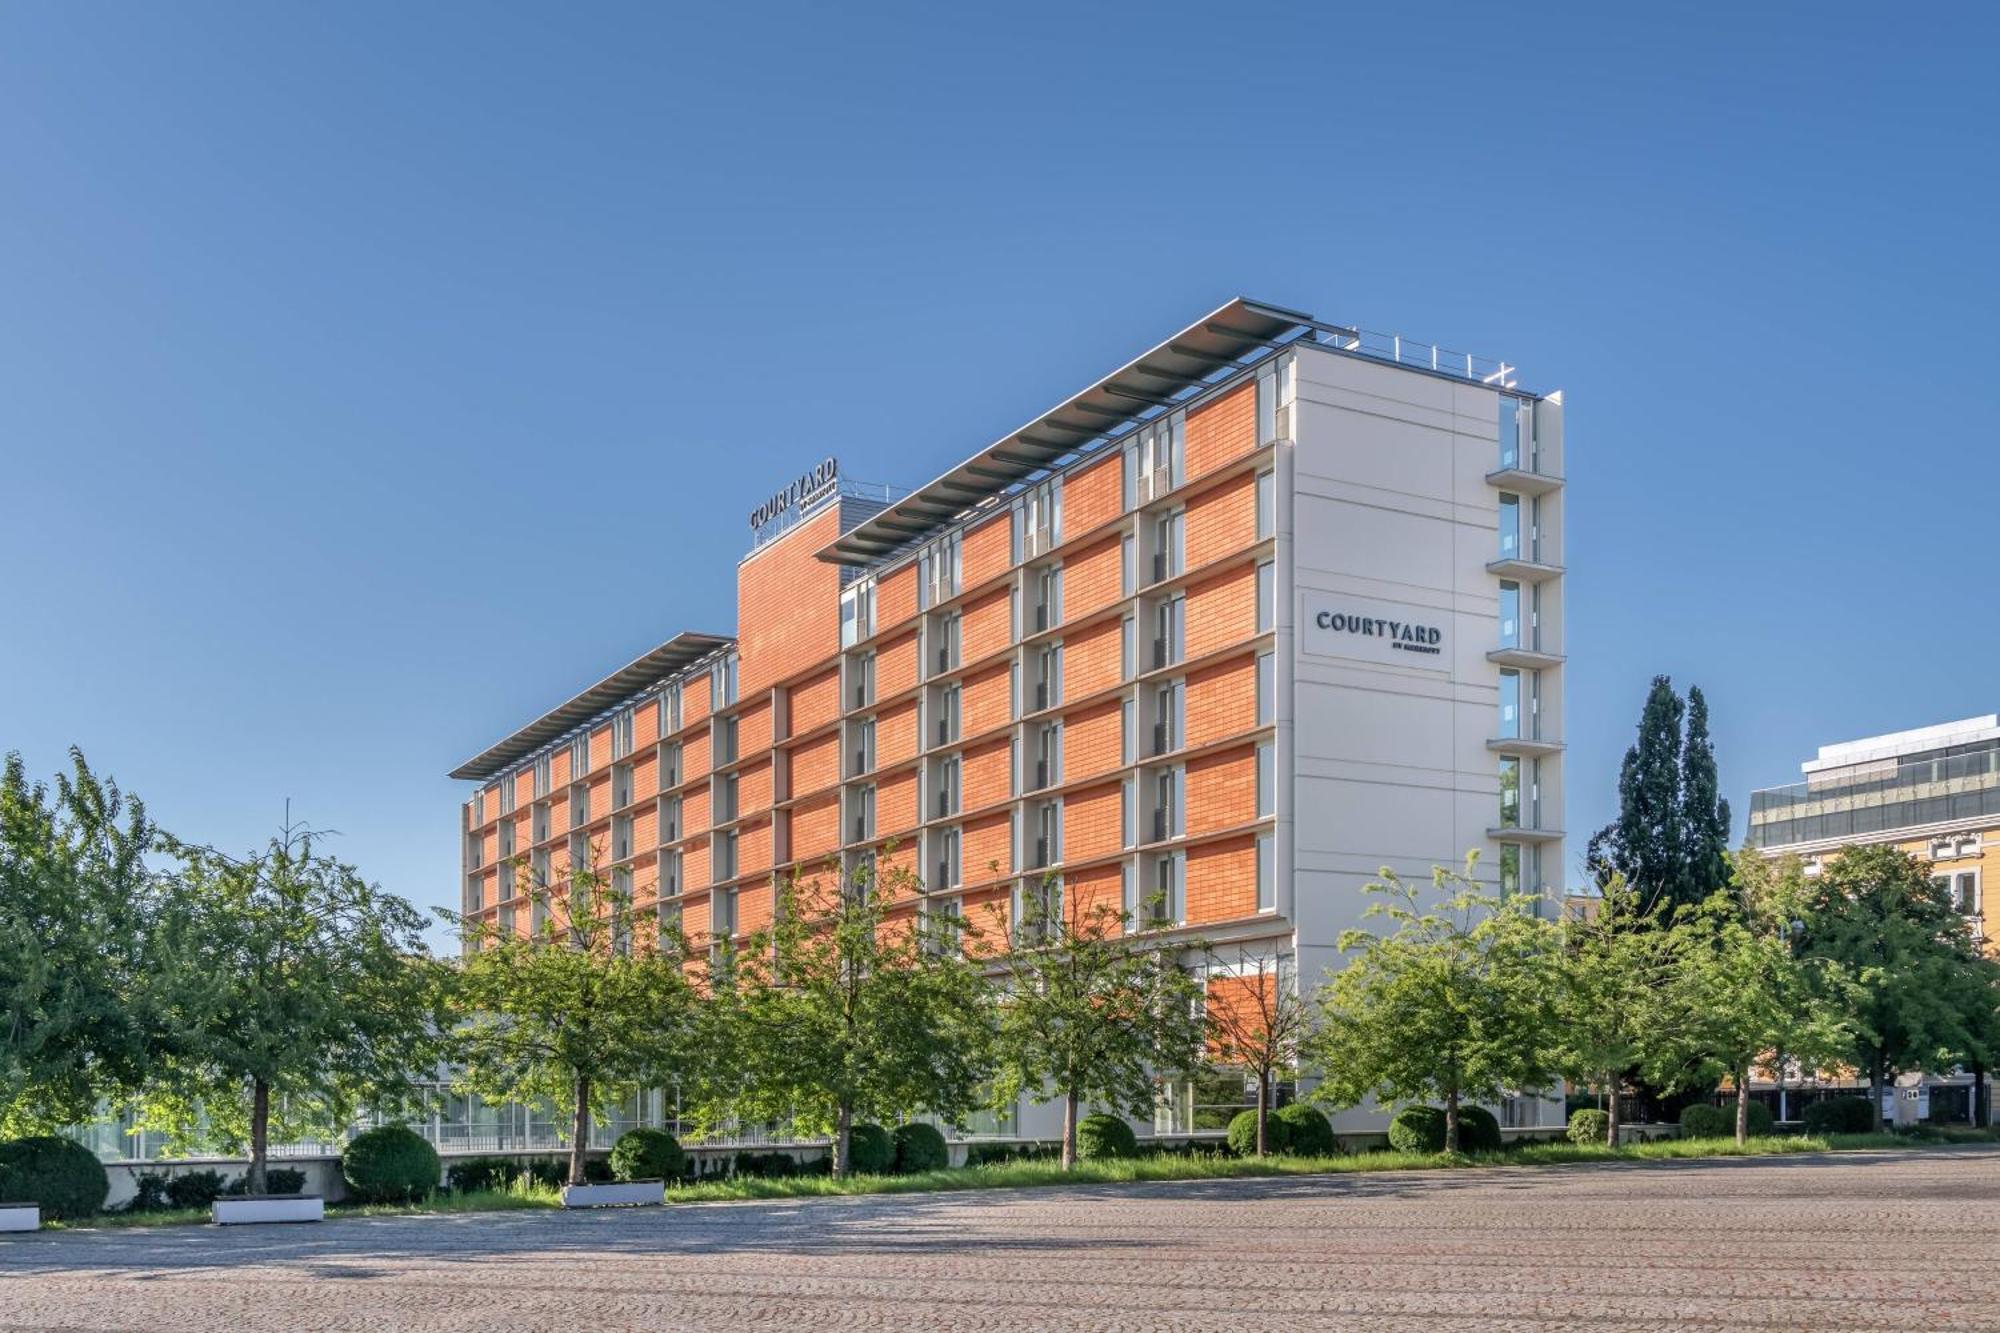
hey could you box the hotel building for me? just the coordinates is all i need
[1746,715,1999,1122]
[453,298,1568,1137]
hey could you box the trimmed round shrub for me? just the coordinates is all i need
[1457,1105,1503,1153]
[609,1128,687,1182]
[263,1167,307,1196]
[1076,1113,1138,1160]
[1226,1109,1289,1156]
[892,1122,949,1174]
[1803,1096,1877,1135]
[1679,1103,1732,1139]
[0,1136,109,1220]
[1274,1104,1337,1156]
[1744,1101,1774,1138]
[846,1122,893,1174]
[1387,1105,1448,1153]
[1567,1108,1610,1146]
[341,1124,440,1203]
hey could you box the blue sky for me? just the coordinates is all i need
[4,2,1995,939]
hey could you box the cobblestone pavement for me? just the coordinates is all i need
[3,1149,1999,1332]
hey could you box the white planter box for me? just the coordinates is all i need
[560,1180,663,1209]
[0,1203,39,1233]
[213,1195,324,1226]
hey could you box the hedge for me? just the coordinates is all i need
[892,1122,949,1174]
[1803,1096,1878,1135]
[1745,1101,1774,1138]
[1076,1114,1137,1160]
[609,1129,687,1182]
[341,1125,440,1202]
[0,1136,109,1220]
[846,1123,893,1174]
[1275,1104,1337,1156]
[1567,1108,1610,1146]
[164,1169,231,1210]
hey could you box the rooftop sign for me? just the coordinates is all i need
[749,456,839,533]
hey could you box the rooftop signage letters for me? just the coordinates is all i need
[749,456,839,531]
[1300,592,1450,671]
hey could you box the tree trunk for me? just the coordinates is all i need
[1255,1070,1270,1156]
[1973,1059,1987,1128]
[247,1077,270,1195]
[1605,1079,1621,1151]
[1444,1087,1461,1155]
[568,1073,591,1186]
[833,1103,853,1179]
[1735,1064,1750,1146]
[1061,1088,1079,1171]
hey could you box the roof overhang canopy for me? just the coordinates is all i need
[448,631,733,781]
[816,297,1323,565]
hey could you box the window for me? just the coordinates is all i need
[534,754,552,798]
[662,796,681,841]
[1256,560,1275,633]
[840,580,875,647]
[854,718,876,774]
[497,818,514,858]
[532,802,550,844]
[660,684,681,736]
[937,826,962,889]
[1121,698,1135,764]
[938,685,960,746]
[473,789,486,825]
[1151,852,1184,924]
[661,742,681,789]
[1498,669,1522,739]
[1153,509,1184,583]
[658,898,682,945]
[716,772,738,822]
[1034,644,1063,711]
[1016,479,1062,559]
[1256,651,1274,725]
[570,785,589,828]
[853,784,876,843]
[1035,566,1063,631]
[571,735,590,780]
[715,830,739,881]
[1013,876,1062,944]
[500,774,518,816]
[1155,681,1184,755]
[1031,801,1062,868]
[1498,757,1522,828]
[1256,743,1273,818]
[1255,469,1275,540]
[850,651,875,709]
[1935,870,1981,916]
[660,849,680,897]
[1498,580,1522,650]
[531,848,551,894]
[1122,616,1136,680]
[611,708,634,760]
[1256,834,1273,911]
[1033,722,1062,790]
[1121,860,1137,915]
[1499,844,1522,897]
[1154,597,1184,669]
[712,887,737,938]
[1121,534,1136,596]
[1498,394,1528,471]
[611,763,633,810]
[937,756,959,816]
[1498,493,1522,561]
[1122,779,1136,848]
[919,532,961,609]
[715,715,739,765]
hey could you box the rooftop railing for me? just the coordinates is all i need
[1747,741,2000,848]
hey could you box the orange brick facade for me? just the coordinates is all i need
[459,331,1284,1020]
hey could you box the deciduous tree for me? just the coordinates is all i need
[728,857,994,1177]
[1306,858,1557,1154]
[454,849,704,1187]
[982,878,1207,1169]
[1549,878,1675,1147]
[146,823,446,1193]
[1203,948,1310,1156]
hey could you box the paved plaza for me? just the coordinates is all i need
[3,1148,1998,1331]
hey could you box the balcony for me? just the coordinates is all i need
[1485,466,1564,497]
[1487,823,1565,844]
[1485,556,1563,583]
[1487,646,1565,670]
[1486,736,1566,759]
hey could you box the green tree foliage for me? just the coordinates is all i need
[0,750,166,1134]
[982,877,1207,1169]
[144,824,446,1193]
[1650,890,1850,1144]
[1305,859,1556,1154]
[454,850,706,1186]
[1789,844,1999,1106]
[728,857,995,1178]
[1549,878,1677,1147]
[0,1135,110,1219]
[1586,678,1732,916]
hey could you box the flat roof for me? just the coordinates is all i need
[815,297,1330,566]
[449,631,733,782]
[1800,714,2000,776]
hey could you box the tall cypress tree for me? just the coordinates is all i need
[1587,676,1686,915]
[1677,686,1731,908]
